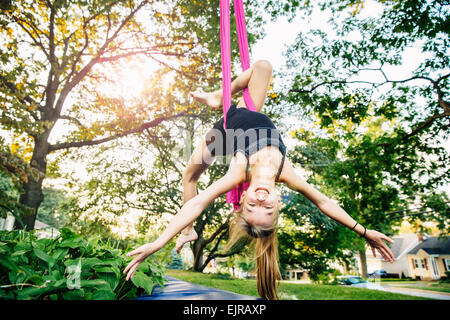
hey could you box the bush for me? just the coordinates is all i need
[315,273,331,285]
[440,271,450,283]
[0,228,165,299]
[212,272,233,280]
[313,269,340,285]
[166,250,183,270]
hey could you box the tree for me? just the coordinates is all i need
[289,125,403,277]
[166,249,184,270]
[270,0,449,153]
[0,137,42,226]
[263,0,449,277]
[0,0,267,230]
[278,184,357,280]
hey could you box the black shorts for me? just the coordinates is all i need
[205,105,286,158]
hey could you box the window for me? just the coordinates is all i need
[445,259,450,271]
[414,259,425,269]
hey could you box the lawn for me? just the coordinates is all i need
[165,270,430,300]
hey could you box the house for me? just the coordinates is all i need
[355,233,420,278]
[0,213,60,239]
[285,267,310,281]
[406,235,450,280]
[0,212,15,231]
[34,220,60,239]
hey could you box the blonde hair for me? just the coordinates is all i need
[226,195,282,300]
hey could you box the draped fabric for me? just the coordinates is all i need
[220,0,256,210]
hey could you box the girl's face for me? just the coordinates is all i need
[241,185,280,228]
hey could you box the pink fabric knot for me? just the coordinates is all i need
[226,182,249,211]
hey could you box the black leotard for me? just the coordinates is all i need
[205,104,286,181]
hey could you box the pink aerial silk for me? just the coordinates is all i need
[220,0,257,210]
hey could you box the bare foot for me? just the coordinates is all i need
[189,89,222,109]
[175,228,198,253]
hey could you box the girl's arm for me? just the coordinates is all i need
[279,159,395,262]
[123,158,245,280]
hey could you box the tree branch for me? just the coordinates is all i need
[62,0,123,78]
[48,112,187,152]
[149,55,200,82]
[294,70,450,144]
[58,115,87,129]
[200,226,230,270]
[0,74,42,121]
[54,1,148,118]
[11,16,50,61]
[377,111,450,148]
[202,215,231,247]
[144,129,183,178]
[401,111,450,141]
[290,80,377,93]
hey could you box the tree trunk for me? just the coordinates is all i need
[192,237,205,272]
[342,259,349,275]
[15,137,49,231]
[359,249,368,278]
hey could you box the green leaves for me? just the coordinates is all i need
[0,228,165,300]
[33,248,56,270]
[130,272,154,295]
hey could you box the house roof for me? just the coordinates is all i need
[361,234,418,259]
[389,234,419,259]
[34,220,50,229]
[408,236,450,255]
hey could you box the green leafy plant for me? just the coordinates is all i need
[0,228,165,300]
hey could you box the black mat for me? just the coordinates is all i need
[136,276,259,300]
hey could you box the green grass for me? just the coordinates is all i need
[165,270,430,300]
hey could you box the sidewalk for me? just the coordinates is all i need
[379,285,450,300]
[136,276,259,300]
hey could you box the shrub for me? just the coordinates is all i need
[166,250,184,270]
[440,271,450,283]
[0,228,165,299]
[315,273,331,285]
[212,272,233,280]
[313,269,341,285]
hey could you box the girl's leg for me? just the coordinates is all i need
[190,60,273,113]
[175,138,214,253]
[236,60,273,112]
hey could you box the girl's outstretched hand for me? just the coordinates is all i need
[364,230,395,263]
[123,242,160,281]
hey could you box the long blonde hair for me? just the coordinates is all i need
[226,195,282,300]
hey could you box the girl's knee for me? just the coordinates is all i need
[254,60,273,73]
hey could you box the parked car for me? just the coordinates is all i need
[337,276,385,290]
[368,269,388,278]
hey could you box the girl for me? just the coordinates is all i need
[123,60,395,300]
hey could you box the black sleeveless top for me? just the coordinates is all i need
[205,105,286,181]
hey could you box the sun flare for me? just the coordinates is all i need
[95,59,158,100]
